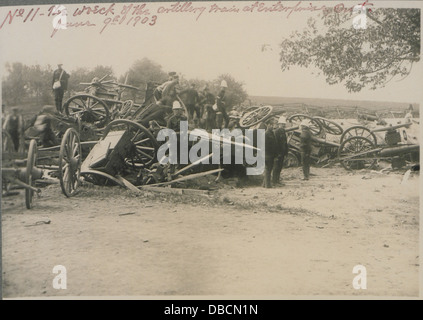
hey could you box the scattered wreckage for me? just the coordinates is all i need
[2,76,261,208]
[3,76,419,209]
[238,105,420,170]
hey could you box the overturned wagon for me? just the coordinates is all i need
[238,106,419,170]
[2,127,83,209]
[337,122,419,170]
[62,75,149,128]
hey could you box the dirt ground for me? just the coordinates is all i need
[1,165,420,299]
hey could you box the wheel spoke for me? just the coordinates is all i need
[61,163,69,172]
[131,129,142,142]
[134,138,150,145]
[137,149,154,160]
[69,110,85,117]
[72,100,86,110]
[91,107,106,111]
[90,101,100,109]
[136,145,155,151]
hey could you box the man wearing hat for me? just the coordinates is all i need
[300,120,312,180]
[215,80,230,129]
[167,101,187,132]
[272,115,289,185]
[52,63,70,113]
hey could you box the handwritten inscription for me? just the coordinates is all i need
[73,3,116,16]
[0,1,375,36]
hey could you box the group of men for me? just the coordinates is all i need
[151,72,231,131]
[264,117,313,187]
[2,63,67,151]
[3,65,314,184]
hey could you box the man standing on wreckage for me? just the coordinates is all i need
[138,72,180,127]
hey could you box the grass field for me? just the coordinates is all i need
[3,93,419,123]
[249,95,419,119]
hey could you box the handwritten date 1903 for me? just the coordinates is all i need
[100,14,157,34]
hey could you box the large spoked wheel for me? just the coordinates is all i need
[103,119,159,168]
[313,116,344,136]
[239,106,273,128]
[59,128,82,197]
[287,114,323,136]
[25,139,37,209]
[340,125,377,145]
[338,136,377,170]
[283,151,300,168]
[119,100,135,119]
[63,94,110,128]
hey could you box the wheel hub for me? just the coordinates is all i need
[70,157,79,171]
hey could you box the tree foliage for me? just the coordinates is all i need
[2,62,28,105]
[2,62,54,105]
[120,58,168,101]
[2,58,249,110]
[279,8,420,92]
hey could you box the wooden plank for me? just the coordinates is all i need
[138,168,223,188]
[115,175,142,193]
[139,186,211,196]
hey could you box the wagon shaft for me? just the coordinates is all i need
[378,144,419,157]
[2,166,43,181]
[311,136,340,148]
[371,123,411,133]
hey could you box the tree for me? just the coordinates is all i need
[279,8,420,92]
[25,64,53,105]
[2,62,27,105]
[120,58,168,101]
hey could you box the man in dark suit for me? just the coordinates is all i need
[215,80,230,129]
[263,119,278,188]
[179,83,200,121]
[199,85,216,132]
[300,120,313,180]
[272,116,289,185]
[52,63,70,113]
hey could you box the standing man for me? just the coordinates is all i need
[262,119,278,188]
[300,120,313,180]
[3,107,24,152]
[179,83,200,121]
[199,85,216,132]
[215,80,230,129]
[52,63,70,113]
[272,115,289,185]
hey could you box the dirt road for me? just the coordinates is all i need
[1,166,420,298]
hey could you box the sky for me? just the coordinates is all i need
[0,0,422,104]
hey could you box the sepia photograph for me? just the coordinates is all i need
[0,0,421,300]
